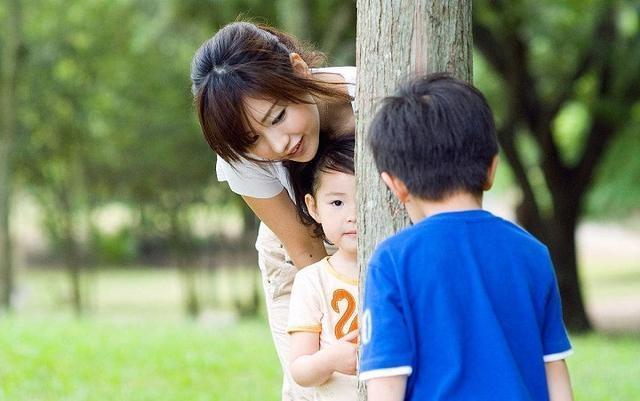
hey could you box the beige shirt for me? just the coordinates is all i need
[288,257,359,401]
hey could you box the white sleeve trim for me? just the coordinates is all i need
[359,366,412,381]
[543,349,573,362]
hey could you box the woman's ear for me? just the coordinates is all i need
[289,53,310,77]
[304,193,321,223]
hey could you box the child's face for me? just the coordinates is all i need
[305,171,357,255]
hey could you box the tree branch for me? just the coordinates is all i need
[473,23,508,77]
[496,117,543,227]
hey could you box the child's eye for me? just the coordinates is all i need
[330,200,343,207]
[272,108,286,125]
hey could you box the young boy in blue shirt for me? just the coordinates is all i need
[359,74,574,401]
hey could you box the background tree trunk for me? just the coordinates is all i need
[0,0,22,312]
[356,1,472,398]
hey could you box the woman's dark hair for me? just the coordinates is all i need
[191,21,352,162]
[287,135,355,240]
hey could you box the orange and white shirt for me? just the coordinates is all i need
[288,257,359,401]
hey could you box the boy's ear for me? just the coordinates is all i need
[289,53,310,77]
[483,155,500,191]
[304,193,321,223]
[381,172,410,203]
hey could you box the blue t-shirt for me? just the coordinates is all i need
[359,210,572,401]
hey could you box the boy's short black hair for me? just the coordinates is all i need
[368,73,499,200]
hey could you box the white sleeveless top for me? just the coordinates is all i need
[215,66,357,199]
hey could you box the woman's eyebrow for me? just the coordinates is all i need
[260,101,279,123]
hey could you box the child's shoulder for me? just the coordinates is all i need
[293,257,331,284]
[375,210,548,258]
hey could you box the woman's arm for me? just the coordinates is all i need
[243,189,327,268]
[290,331,358,387]
[545,360,574,401]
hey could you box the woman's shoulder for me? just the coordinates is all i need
[311,66,357,110]
[216,155,291,199]
[313,66,356,80]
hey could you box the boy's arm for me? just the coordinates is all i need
[545,359,574,401]
[290,330,358,387]
[366,376,408,401]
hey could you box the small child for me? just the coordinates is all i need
[287,136,359,401]
[359,74,574,401]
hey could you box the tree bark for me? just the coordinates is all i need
[0,0,22,311]
[356,1,472,398]
[547,208,590,331]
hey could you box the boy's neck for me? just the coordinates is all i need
[328,249,358,280]
[406,191,483,223]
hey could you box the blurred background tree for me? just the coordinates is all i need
[474,0,640,331]
[0,0,22,312]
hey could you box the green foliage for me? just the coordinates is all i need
[586,108,640,219]
[92,228,137,265]
[474,0,640,219]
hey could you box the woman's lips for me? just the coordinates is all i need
[287,138,303,157]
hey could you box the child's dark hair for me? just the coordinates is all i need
[368,73,498,200]
[287,135,355,240]
[190,21,352,163]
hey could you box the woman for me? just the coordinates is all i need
[190,21,356,401]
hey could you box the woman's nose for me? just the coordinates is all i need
[266,131,289,155]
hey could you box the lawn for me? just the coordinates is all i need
[0,258,638,400]
[0,317,281,401]
[0,316,638,401]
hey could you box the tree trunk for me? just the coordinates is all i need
[60,186,84,317]
[547,186,591,331]
[547,213,590,332]
[356,1,472,398]
[0,0,21,312]
[170,209,200,318]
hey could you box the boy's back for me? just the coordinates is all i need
[360,209,572,401]
[360,73,573,401]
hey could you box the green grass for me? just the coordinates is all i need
[0,316,638,401]
[0,317,281,401]
[569,334,640,400]
[0,259,637,400]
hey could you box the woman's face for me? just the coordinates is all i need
[243,94,320,162]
